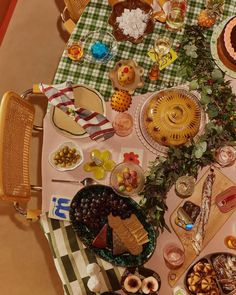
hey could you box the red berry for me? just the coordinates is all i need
[207,79,214,85]
[123,67,129,73]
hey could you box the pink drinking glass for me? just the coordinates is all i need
[163,243,185,270]
[112,112,133,137]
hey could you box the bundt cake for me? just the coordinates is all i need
[217,16,236,72]
[144,90,201,146]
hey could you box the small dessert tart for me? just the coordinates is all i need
[117,65,135,86]
[109,59,144,94]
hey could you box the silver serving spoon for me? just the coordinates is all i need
[51,177,98,186]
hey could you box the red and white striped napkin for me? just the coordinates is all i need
[39,81,115,142]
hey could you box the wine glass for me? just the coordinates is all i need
[154,36,172,63]
[149,36,172,81]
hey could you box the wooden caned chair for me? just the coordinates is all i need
[0,91,42,217]
[61,0,90,34]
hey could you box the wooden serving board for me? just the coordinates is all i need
[168,168,235,287]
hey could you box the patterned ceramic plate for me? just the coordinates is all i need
[69,185,156,267]
[211,16,236,79]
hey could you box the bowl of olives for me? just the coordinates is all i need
[49,142,83,171]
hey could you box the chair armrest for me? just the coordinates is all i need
[21,87,44,131]
[13,185,42,217]
[61,6,76,34]
[14,202,42,220]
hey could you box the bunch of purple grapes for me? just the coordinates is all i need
[71,189,132,231]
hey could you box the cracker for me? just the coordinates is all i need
[137,236,150,245]
[123,214,143,232]
[108,213,143,256]
[133,228,148,240]
[112,231,127,255]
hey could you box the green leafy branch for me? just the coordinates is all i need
[140,25,236,236]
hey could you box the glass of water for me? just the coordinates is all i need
[166,0,187,31]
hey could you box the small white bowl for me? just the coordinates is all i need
[49,142,83,172]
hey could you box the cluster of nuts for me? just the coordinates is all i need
[186,261,219,295]
[53,145,81,168]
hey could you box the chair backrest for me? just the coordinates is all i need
[0,92,35,203]
[64,0,90,22]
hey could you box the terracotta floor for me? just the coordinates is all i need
[0,1,71,294]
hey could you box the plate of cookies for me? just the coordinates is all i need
[69,184,156,267]
[185,252,236,295]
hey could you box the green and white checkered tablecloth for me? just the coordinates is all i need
[53,0,235,101]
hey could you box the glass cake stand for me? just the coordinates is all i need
[135,87,207,155]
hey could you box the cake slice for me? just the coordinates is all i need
[92,224,107,249]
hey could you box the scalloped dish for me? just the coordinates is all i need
[109,60,144,94]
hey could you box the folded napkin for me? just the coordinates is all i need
[151,0,170,23]
[39,82,115,142]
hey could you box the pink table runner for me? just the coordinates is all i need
[42,87,236,294]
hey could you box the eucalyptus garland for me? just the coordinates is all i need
[140,25,236,236]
